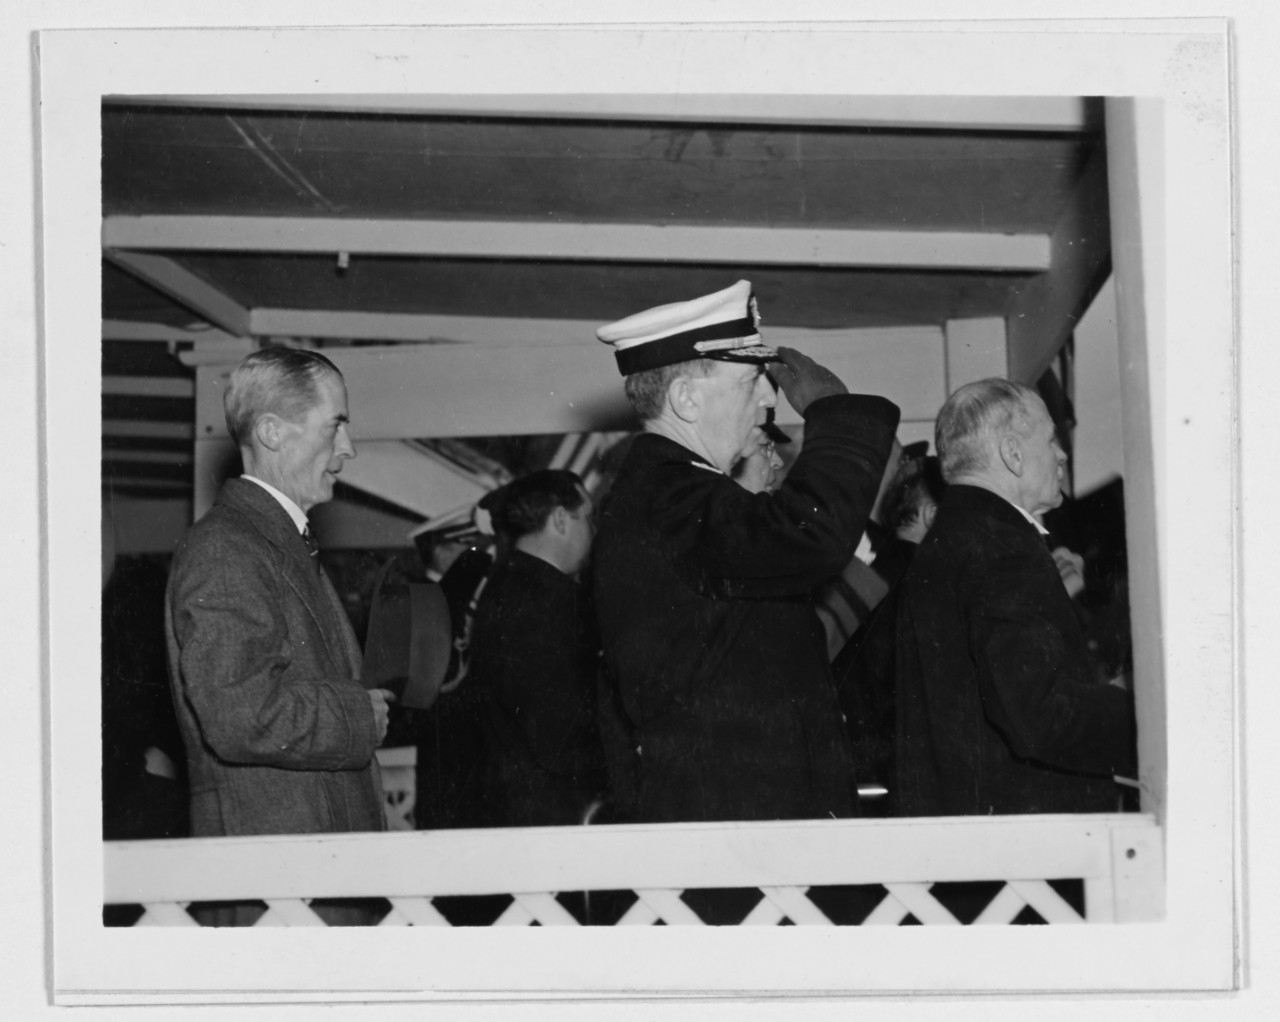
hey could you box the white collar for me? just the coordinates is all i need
[242,475,309,534]
[1010,501,1050,536]
[854,531,877,565]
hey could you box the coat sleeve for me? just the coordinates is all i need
[647,393,900,599]
[967,533,1137,778]
[168,526,380,771]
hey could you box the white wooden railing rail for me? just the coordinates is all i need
[104,812,1163,926]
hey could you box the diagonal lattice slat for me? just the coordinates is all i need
[885,883,961,925]
[615,899,661,926]
[110,878,1111,928]
[862,887,912,925]
[635,889,706,925]
[1008,880,1085,924]
[377,905,410,926]
[136,902,200,927]
[381,897,452,926]
[740,895,788,926]
[257,899,327,926]
[105,812,1162,926]
[383,792,416,832]
[493,899,537,926]
[972,883,1029,924]
[513,893,582,926]
[112,880,1100,927]
[759,886,833,926]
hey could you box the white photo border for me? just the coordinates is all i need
[42,18,1235,1003]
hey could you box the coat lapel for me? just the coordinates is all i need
[220,480,362,677]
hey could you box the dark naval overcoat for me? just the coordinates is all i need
[592,393,900,823]
[891,484,1137,815]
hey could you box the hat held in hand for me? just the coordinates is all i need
[597,279,782,376]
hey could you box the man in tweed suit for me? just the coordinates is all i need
[165,348,392,924]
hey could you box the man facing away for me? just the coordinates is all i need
[591,279,900,823]
[469,469,608,827]
[892,378,1137,816]
[871,452,947,588]
[165,348,392,922]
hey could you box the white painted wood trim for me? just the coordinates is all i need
[1007,880,1084,924]
[336,440,494,520]
[105,94,1093,132]
[885,883,963,925]
[103,319,241,344]
[251,309,599,345]
[1105,98,1169,826]
[104,215,1052,272]
[193,332,948,440]
[102,249,252,337]
[104,814,1156,906]
[972,885,1029,925]
[250,310,951,347]
[375,746,417,769]
[1005,142,1112,382]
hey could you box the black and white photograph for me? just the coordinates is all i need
[8,4,1261,1016]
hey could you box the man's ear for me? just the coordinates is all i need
[997,433,1023,476]
[921,501,939,531]
[254,414,286,452]
[549,505,570,536]
[667,375,701,424]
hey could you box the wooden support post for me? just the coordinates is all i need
[1105,98,1167,823]
[1005,144,1113,384]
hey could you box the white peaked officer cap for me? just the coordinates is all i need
[596,279,782,376]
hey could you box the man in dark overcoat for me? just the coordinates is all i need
[591,280,900,823]
[165,348,393,923]
[470,470,607,827]
[891,378,1137,815]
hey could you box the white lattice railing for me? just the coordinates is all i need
[375,745,416,832]
[103,811,1163,927]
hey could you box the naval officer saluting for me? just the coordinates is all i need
[590,280,900,823]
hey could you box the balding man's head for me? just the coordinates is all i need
[935,378,1041,482]
[936,378,1066,515]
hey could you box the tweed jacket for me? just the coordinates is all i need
[165,477,384,836]
[592,393,900,823]
[891,484,1137,816]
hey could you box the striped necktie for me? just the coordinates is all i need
[302,525,321,570]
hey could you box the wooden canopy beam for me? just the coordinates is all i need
[1004,143,1112,383]
[102,250,252,337]
[104,94,1094,133]
[103,215,1051,273]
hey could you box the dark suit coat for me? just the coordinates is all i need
[891,484,1136,816]
[471,550,606,827]
[165,478,384,837]
[592,394,900,823]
